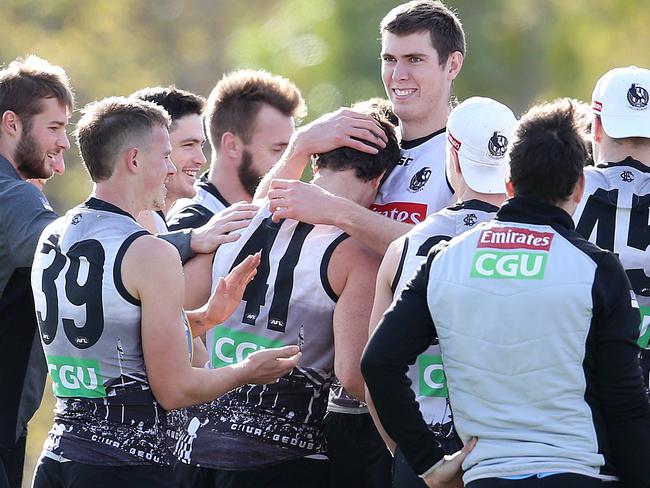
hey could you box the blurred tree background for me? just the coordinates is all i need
[1,0,648,484]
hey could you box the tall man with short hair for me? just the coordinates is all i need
[573,66,650,387]
[261,0,465,255]
[363,100,650,487]
[30,97,300,488]
[0,55,74,488]
[167,69,306,230]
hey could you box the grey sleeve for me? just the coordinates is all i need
[3,184,57,268]
[157,228,197,264]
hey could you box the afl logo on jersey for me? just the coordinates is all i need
[409,167,432,192]
[627,83,649,109]
[487,132,508,158]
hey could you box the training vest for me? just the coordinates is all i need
[174,202,347,469]
[31,198,171,466]
[393,200,498,445]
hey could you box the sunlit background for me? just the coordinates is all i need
[2,0,649,484]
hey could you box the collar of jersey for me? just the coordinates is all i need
[400,127,446,150]
[197,172,232,207]
[448,199,500,214]
[82,197,137,221]
[597,156,650,173]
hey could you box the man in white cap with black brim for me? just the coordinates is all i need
[366,96,516,488]
[574,66,650,388]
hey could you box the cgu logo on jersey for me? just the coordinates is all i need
[627,83,649,109]
[638,306,650,349]
[47,355,106,398]
[418,354,448,397]
[211,327,285,368]
[472,227,553,280]
[370,202,427,224]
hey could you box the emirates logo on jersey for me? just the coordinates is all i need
[409,167,432,193]
[621,170,635,182]
[370,202,427,224]
[463,213,478,226]
[627,83,649,109]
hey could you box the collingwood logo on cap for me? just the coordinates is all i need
[487,131,508,158]
[627,83,649,109]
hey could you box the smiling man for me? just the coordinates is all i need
[262,1,466,256]
[0,55,74,488]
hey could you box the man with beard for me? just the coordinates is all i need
[166,70,306,231]
[0,55,74,488]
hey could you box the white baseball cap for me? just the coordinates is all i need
[447,97,517,194]
[592,66,650,138]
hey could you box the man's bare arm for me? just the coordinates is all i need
[255,108,388,200]
[122,236,300,410]
[268,179,412,255]
[329,239,381,401]
[365,238,405,453]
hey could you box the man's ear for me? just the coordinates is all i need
[447,51,464,82]
[221,132,243,160]
[573,173,585,204]
[592,115,603,143]
[505,178,515,198]
[1,111,21,137]
[125,147,139,174]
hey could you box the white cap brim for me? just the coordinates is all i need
[600,113,650,138]
[458,154,507,194]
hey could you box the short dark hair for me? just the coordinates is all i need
[381,0,466,64]
[205,69,306,148]
[131,86,205,130]
[0,55,74,132]
[314,103,400,181]
[508,100,588,204]
[75,97,171,182]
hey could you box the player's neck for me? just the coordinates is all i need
[92,183,142,219]
[312,170,374,207]
[209,157,253,204]
[595,142,650,167]
[0,144,20,177]
[399,104,449,141]
[456,188,506,208]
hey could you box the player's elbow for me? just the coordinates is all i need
[337,367,365,402]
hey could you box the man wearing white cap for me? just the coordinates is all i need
[363,98,650,487]
[574,66,650,387]
[366,97,515,488]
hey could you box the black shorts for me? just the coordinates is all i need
[32,456,175,488]
[467,474,609,488]
[174,457,330,488]
[323,411,391,488]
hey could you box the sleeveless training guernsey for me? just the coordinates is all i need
[32,198,172,466]
[174,203,348,469]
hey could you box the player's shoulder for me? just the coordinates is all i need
[126,232,180,265]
